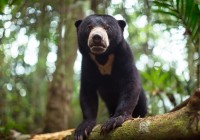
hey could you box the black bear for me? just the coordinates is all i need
[74,15,147,140]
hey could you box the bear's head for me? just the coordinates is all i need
[75,15,126,55]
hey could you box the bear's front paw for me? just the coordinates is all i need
[74,120,96,140]
[100,115,132,135]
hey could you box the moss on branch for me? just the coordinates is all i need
[31,90,200,140]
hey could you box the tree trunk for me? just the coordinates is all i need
[30,1,49,128]
[43,0,84,132]
[197,19,200,89]
[32,89,200,140]
[0,47,6,127]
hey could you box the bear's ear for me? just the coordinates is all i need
[118,20,126,30]
[75,20,82,28]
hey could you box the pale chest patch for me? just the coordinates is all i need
[89,53,115,75]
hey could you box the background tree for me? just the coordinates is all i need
[43,0,84,132]
[0,0,84,134]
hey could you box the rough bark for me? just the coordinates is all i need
[43,0,84,132]
[32,89,200,140]
[31,1,49,127]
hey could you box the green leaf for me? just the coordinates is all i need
[11,0,22,5]
[153,1,173,8]
[176,0,180,11]
[191,25,199,43]
[152,9,179,18]
[0,0,7,13]
[185,0,193,24]
[180,0,185,18]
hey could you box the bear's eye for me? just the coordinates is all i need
[104,25,111,31]
[87,25,93,30]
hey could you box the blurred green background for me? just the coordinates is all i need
[0,0,199,138]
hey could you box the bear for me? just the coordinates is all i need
[74,14,147,140]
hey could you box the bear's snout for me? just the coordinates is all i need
[88,27,109,55]
[92,34,102,44]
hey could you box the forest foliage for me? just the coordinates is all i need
[0,0,199,138]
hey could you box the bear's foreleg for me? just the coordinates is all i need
[74,85,98,140]
[100,82,140,135]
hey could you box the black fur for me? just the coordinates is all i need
[74,15,147,140]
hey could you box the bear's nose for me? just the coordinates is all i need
[92,34,102,44]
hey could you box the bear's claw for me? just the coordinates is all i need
[100,115,131,135]
[74,120,96,140]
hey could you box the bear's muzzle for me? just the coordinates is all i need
[88,27,109,55]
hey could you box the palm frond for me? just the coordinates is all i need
[151,0,200,44]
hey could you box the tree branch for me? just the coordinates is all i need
[31,89,200,140]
